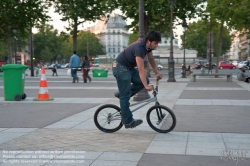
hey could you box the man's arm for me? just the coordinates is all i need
[147,52,163,79]
[136,56,153,91]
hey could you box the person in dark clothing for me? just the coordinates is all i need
[82,56,92,83]
[52,65,58,76]
[112,30,163,129]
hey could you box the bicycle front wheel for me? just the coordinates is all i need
[94,104,123,133]
[146,105,176,133]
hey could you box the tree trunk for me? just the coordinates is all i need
[6,34,12,64]
[72,18,78,52]
[215,22,224,76]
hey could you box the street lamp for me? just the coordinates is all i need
[12,24,18,64]
[133,0,150,101]
[167,0,177,82]
[181,19,188,78]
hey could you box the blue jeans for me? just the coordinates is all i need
[112,63,149,124]
[71,69,78,82]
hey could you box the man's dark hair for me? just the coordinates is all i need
[73,51,77,54]
[145,30,161,43]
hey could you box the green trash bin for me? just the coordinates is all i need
[0,64,29,101]
[92,68,108,77]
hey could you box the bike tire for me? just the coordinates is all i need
[146,105,176,133]
[94,104,123,133]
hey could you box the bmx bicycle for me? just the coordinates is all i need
[93,78,176,133]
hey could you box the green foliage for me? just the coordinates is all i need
[53,0,118,51]
[33,24,65,62]
[128,32,139,45]
[0,41,8,60]
[0,0,52,63]
[0,0,51,37]
[182,20,231,57]
[33,27,104,63]
[117,0,206,33]
[206,0,250,37]
[77,31,104,58]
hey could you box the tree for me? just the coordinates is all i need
[0,40,8,60]
[77,31,104,59]
[205,0,250,73]
[206,0,250,37]
[128,32,139,45]
[53,0,117,51]
[0,0,52,63]
[33,24,65,63]
[117,0,206,35]
[181,20,231,58]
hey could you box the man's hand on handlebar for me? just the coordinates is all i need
[145,85,153,91]
[156,73,163,80]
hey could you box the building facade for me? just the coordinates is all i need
[228,31,250,61]
[88,13,129,58]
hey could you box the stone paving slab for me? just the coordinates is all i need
[0,103,98,128]
[187,81,241,87]
[0,89,117,98]
[179,90,249,99]
[137,154,250,166]
[0,129,156,153]
[173,105,250,133]
[176,99,250,106]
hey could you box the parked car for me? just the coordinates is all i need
[48,64,56,69]
[61,63,67,68]
[232,60,239,67]
[237,61,248,69]
[218,61,236,69]
[195,60,216,69]
[64,63,81,71]
[157,64,163,70]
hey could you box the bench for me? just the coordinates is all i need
[190,73,232,82]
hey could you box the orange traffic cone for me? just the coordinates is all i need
[34,67,53,101]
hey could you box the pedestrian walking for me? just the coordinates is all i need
[82,55,92,83]
[52,65,58,76]
[69,51,81,83]
[112,30,163,129]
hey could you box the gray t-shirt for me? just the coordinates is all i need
[116,38,152,69]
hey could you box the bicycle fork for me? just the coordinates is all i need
[155,102,166,125]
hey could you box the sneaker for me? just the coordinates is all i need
[114,92,119,98]
[124,119,143,129]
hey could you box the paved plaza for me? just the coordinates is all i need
[0,69,249,166]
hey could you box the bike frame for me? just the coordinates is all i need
[130,92,159,113]
[110,79,160,121]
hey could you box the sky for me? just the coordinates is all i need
[44,7,186,46]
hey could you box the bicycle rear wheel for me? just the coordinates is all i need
[146,105,176,133]
[94,104,123,133]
